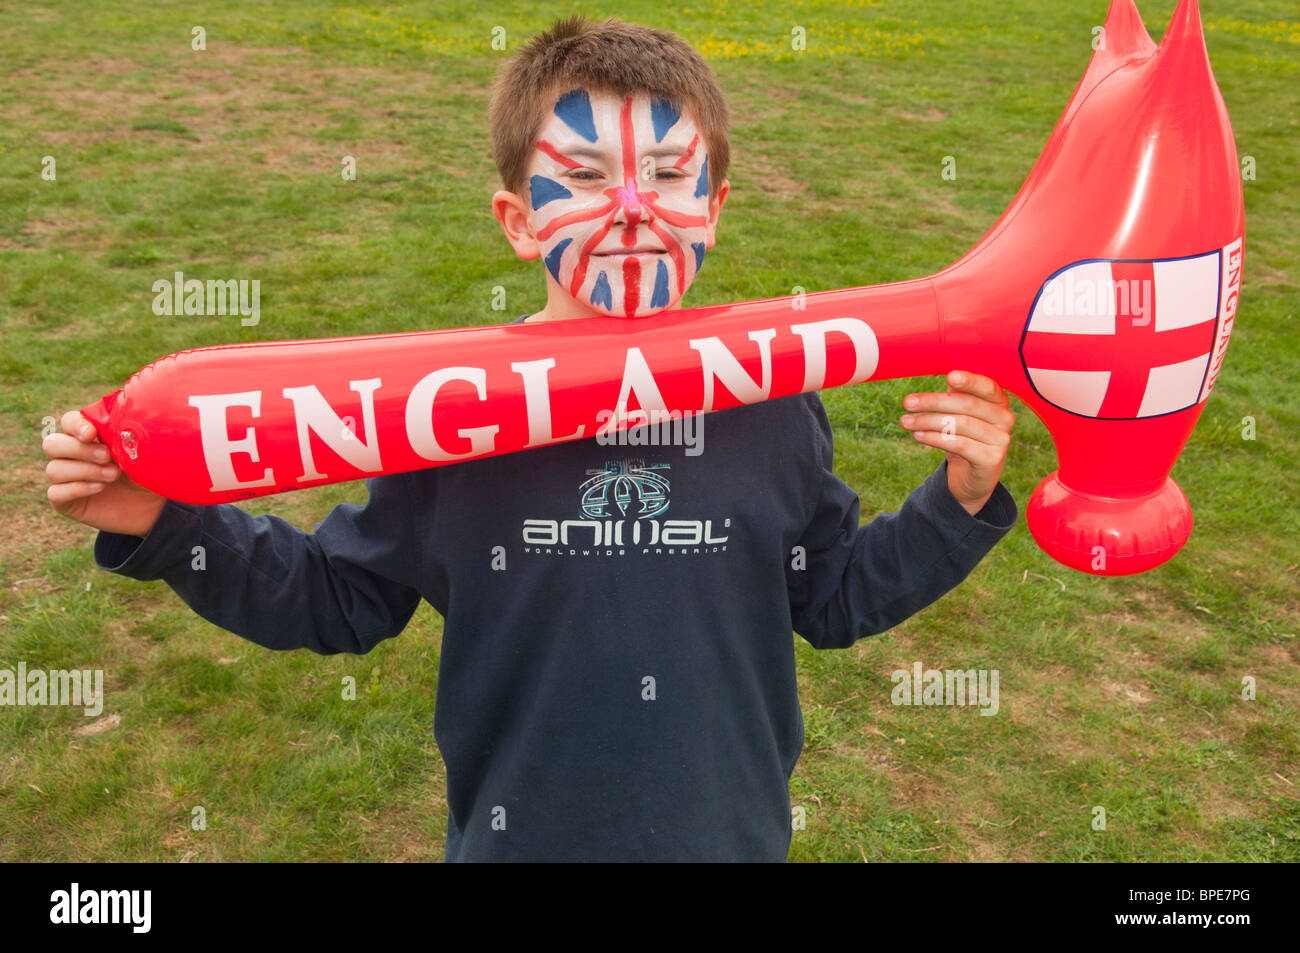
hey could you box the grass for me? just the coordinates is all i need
[1,0,1297,861]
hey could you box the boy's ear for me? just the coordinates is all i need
[703,178,730,250]
[492,189,541,261]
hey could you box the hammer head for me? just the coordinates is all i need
[935,0,1245,575]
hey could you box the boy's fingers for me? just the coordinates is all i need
[947,370,1007,404]
[46,458,119,485]
[901,413,1010,448]
[905,391,1016,430]
[59,409,97,442]
[42,431,112,463]
[47,481,106,505]
[910,431,1002,468]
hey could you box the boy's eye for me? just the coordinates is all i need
[654,169,687,181]
[568,170,603,182]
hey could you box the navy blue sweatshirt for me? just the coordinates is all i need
[93,324,1017,861]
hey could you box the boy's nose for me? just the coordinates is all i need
[612,176,651,226]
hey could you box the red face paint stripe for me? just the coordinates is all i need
[648,220,687,291]
[568,205,621,298]
[619,97,638,185]
[623,255,641,317]
[644,201,708,229]
[535,140,582,169]
[536,200,616,242]
[672,134,700,169]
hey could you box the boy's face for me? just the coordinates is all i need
[508,88,724,319]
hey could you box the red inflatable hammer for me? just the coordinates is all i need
[83,0,1244,576]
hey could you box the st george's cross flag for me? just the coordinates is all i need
[1020,238,1243,420]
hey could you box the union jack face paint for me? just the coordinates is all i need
[527,88,714,319]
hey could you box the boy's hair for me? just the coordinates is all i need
[490,16,730,201]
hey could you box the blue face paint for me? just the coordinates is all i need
[530,175,572,210]
[590,270,613,310]
[544,238,573,283]
[694,156,709,199]
[650,259,670,309]
[691,242,706,272]
[554,88,598,142]
[651,96,681,142]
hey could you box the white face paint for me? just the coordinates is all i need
[526,88,714,318]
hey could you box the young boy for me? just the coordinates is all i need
[43,16,1017,861]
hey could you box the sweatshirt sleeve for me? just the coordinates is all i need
[92,473,425,655]
[788,396,1017,649]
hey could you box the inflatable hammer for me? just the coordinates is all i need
[82,0,1244,576]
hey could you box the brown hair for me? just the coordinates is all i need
[489,16,730,201]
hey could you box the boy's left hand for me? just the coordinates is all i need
[899,370,1015,517]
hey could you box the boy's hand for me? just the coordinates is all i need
[43,410,166,538]
[899,371,1015,517]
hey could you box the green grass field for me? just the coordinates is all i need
[1,0,1296,861]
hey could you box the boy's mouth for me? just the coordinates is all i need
[592,247,666,257]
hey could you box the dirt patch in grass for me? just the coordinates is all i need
[894,107,947,121]
[1101,678,1155,705]
[4,210,112,253]
[8,45,449,182]
[1,499,97,591]
[0,421,108,600]
[739,151,806,200]
[2,44,462,262]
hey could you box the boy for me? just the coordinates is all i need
[43,16,1017,861]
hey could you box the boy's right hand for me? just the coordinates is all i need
[43,410,166,538]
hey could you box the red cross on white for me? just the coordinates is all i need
[1021,241,1240,419]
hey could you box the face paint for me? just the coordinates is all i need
[528,88,713,319]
